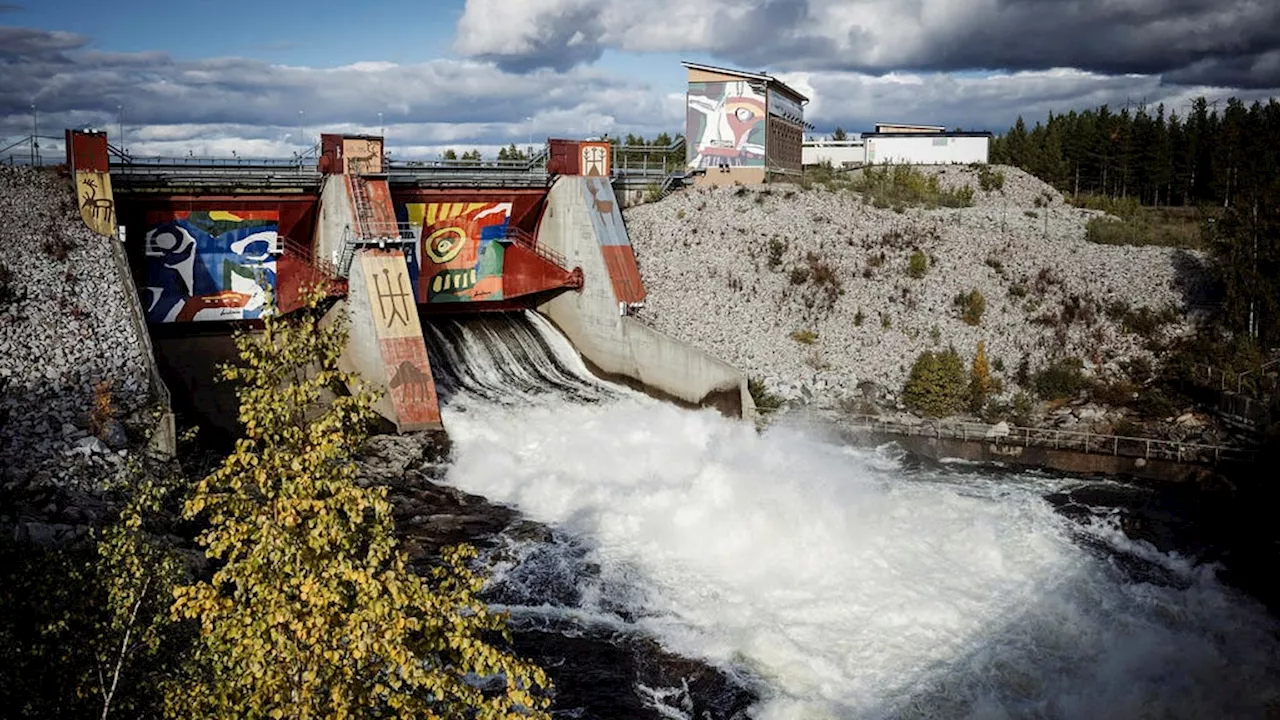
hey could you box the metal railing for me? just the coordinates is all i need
[335,223,417,277]
[505,226,570,270]
[842,414,1256,465]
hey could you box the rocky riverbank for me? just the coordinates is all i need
[0,167,154,495]
[625,165,1202,411]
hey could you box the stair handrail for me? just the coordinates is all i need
[504,226,568,270]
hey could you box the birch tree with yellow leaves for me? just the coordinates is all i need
[168,287,550,719]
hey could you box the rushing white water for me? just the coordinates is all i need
[430,312,1280,719]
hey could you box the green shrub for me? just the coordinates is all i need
[791,329,819,345]
[907,250,929,279]
[1032,358,1086,399]
[1119,306,1178,338]
[854,309,865,326]
[851,164,975,209]
[976,166,1005,192]
[767,238,786,270]
[748,377,784,411]
[1012,391,1035,426]
[0,262,16,305]
[1092,378,1137,406]
[789,266,811,285]
[902,348,968,417]
[953,289,986,326]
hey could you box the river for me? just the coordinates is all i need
[421,312,1280,719]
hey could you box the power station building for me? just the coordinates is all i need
[683,61,810,186]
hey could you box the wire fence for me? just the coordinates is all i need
[842,414,1255,465]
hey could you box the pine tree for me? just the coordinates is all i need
[169,287,550,719]
[903,348,968,417]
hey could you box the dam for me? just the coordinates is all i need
[1,129,1274,718]
[61,129,752,443]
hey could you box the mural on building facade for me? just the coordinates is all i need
[402,202,513,303]
[687,80,767,170]
[143,210,280,323]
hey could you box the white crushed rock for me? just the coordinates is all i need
[0,167,152,489]
[625,164,1202,405]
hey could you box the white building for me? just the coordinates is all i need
[802,138,864,168]
[863,132,992,165]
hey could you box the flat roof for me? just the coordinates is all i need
[874,122,947,131]
[862,131,994,138]
[681,61,809,104]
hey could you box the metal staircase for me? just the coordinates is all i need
[337,169,416,277]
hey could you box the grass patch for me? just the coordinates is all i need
[847,164,975,209]
[1085,215,1203,248]
[975,165,1005,192]
[1076,194,1210,248]
[791,329,819,345]
[907,250,929,279]
[953,289,986,326]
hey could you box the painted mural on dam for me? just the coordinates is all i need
[143,210,280,323]
[402,201,513,303]
[687,80,766,170]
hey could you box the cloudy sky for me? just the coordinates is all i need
[2,0,1277,159]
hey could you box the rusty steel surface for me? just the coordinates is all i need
[547,139,581,176]
[65,129,110,172]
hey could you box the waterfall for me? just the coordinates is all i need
[423,311,1280,719]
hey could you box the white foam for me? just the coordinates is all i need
[442,397,1280,718]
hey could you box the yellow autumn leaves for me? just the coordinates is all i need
[168,285,551,719]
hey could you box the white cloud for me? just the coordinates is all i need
[791,68,1280,133]
[453,0,1280,87]
[2,20,1277,161]
[0,27,680,159]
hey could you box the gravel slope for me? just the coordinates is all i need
[0,167,151,489]
[625,165,1201,405]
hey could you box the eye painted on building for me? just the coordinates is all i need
[425,226,467,264]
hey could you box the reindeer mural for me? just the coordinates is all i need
[80,176,115,227]
[389,360,433,405]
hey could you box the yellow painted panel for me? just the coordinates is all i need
[406,203,426,227]
[75,171,116,237]
[359,251,422,340]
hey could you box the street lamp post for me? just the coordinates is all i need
[298,110,305,152]
[31,103,38,165]
[378,112,384,138]
[526,116,532,157]
[117,104,124,155]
